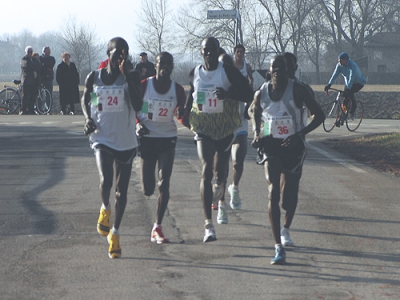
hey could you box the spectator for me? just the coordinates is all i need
[135,52,156,79]
[56,52,80,115]
[20,46,37,115]
[40,46,56,98]
[32,52,43,109]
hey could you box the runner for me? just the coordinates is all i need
[81,37,142,258]
[136,52,186,244]
[228,44,253,209]
[212,45,254,213]
[248,54,324,264]
[183,37,253,242]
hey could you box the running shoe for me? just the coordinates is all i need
[151,226,170,244]
[271,246,286,265]
[212,183,224,202]
[217,202,228,224]
[97,207,111,236]
[107,232,121,259]
[203,224,217,242]
[228,184,241,210]
[281,227,294,247]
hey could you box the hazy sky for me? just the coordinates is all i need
[0,0,187,54]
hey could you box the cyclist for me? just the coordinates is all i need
[324,52,367,118]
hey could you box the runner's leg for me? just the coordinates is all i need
[155,145,175,224]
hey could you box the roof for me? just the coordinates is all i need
[365,32,400,47]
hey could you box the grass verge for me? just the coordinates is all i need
[323,132,400,177]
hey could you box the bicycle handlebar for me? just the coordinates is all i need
[325,87,343,96]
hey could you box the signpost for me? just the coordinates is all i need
[207,9,241,45]
[207,10,238,19]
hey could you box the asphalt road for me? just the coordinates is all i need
[1,115,399,300]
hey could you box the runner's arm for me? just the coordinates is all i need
[294,82,325,136]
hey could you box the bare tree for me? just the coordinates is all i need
[241,3,272,69]
[135,0,173,57]
[319,0,400,58]
[300,5,329,83]
[257,0,315,56]
[58,16,103,74]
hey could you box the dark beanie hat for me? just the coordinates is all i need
[338,52,349,60]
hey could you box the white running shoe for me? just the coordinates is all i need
[212,183,224,202]
[203,224,217,242]
[217,202,228,224]
[281,227,294,247]
[228,184,241,210]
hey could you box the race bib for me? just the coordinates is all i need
[196,88,224,113]
[265,116,294,139]
[94,86,124,112]
[148,98,174,122]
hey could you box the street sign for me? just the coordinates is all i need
[207,10,238,19]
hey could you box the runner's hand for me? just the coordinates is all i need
[214,87,227,100]
[281,132,303,148]
[84,118,97,135]
[251,132,261,149]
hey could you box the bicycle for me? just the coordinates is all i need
[322,87,364,132]
[0,80,53,115]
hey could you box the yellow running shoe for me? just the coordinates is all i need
[107,232,121,259]
[97,207,111,236]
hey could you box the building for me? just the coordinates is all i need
[364,32,400,84]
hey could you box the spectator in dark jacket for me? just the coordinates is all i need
[40,46,56,97]
[56,52,80,115]
[32,52,43,87]
[20,46,38,115]
[135,52,155,79]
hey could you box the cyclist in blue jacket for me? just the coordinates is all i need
[324,52,367,117]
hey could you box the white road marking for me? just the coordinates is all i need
[308,144,366,173]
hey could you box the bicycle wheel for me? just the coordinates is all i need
[323,101,340,132]
[0,87,20,114]
[346,100,363,132]
[36,88,52,115]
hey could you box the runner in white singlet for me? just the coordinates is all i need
[81,37,143,259]
[136,52,186,244]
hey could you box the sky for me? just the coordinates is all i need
[0,0,188,55]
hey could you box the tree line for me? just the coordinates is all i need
[1,0,400,85]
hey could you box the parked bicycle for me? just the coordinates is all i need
[0,80,53,115]
[322,87,364,132]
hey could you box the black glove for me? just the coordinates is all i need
[214,87,227,100]
[281,132,304,149]
[251,136,261,149]
[136,123,150,138]
[84,118,97,135]
[324,84,331,92]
